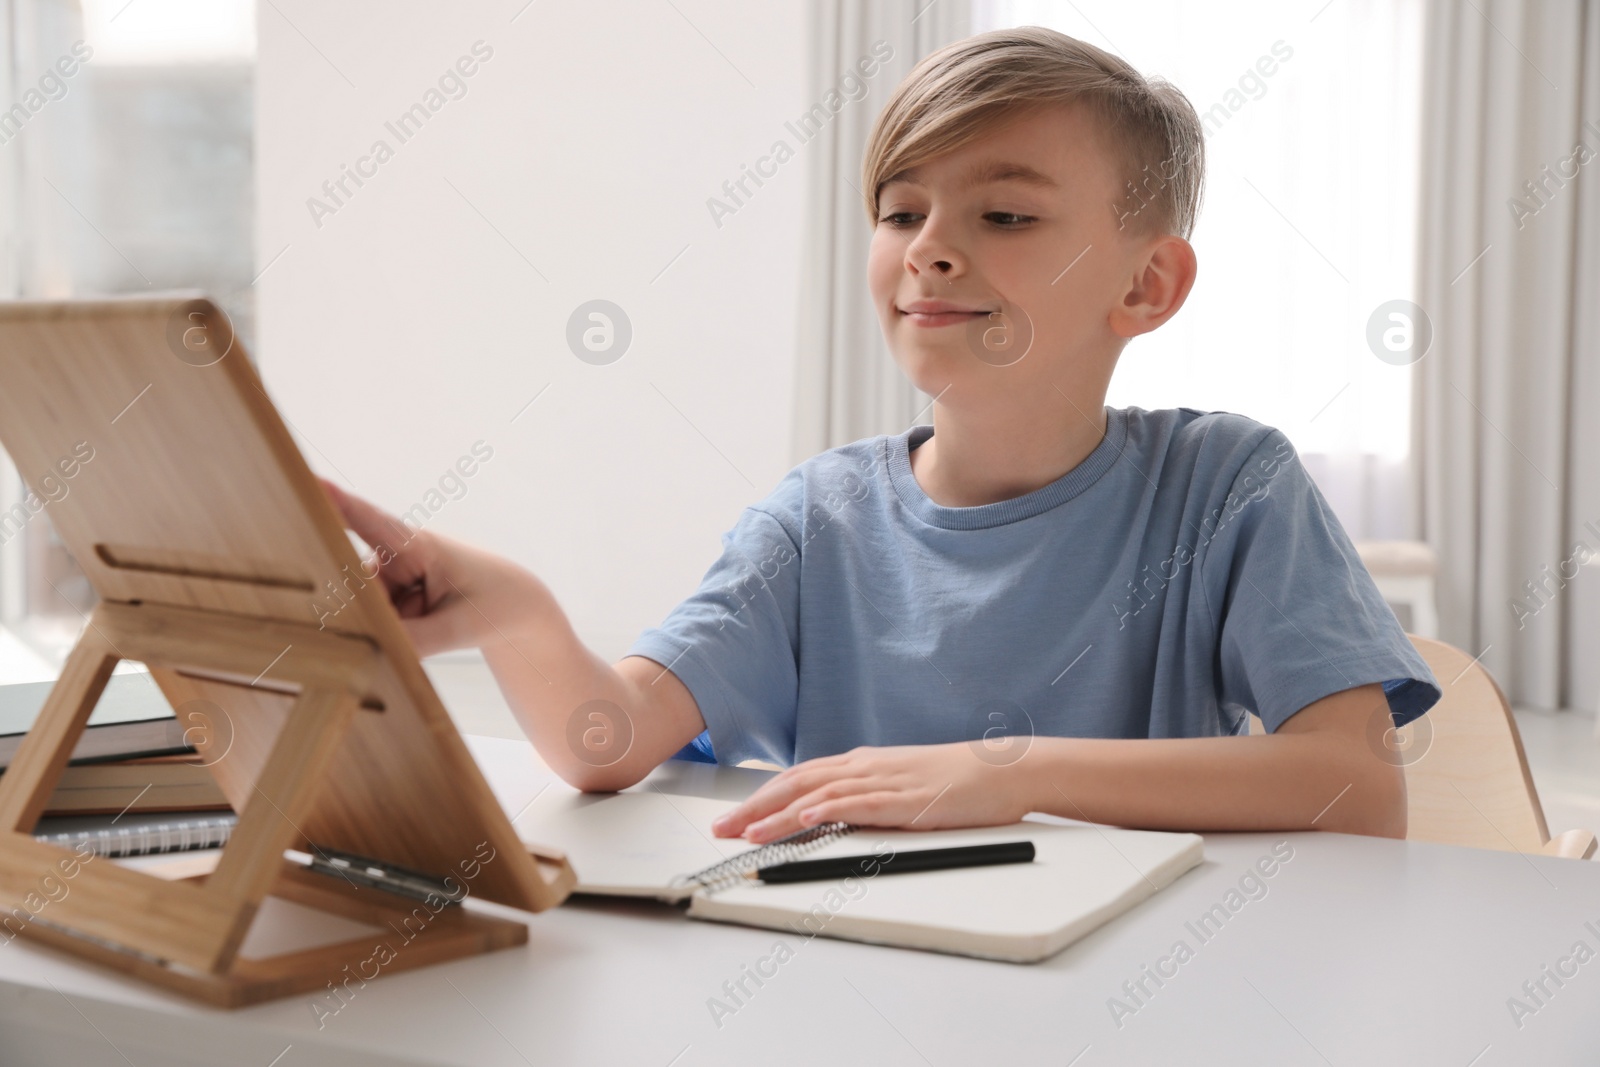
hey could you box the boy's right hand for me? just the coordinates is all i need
[318,478,706,791]
[317,476,528,657]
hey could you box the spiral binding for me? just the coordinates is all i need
[671,821,858,894]
[33,815,238,859]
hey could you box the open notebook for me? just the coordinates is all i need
[516,789,1204,964]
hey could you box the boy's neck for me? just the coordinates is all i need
[909,397,1109,508]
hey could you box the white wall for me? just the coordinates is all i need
[257,1,808,658]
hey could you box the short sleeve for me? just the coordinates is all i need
[1201,431,1441,734]
[624,505,801,766]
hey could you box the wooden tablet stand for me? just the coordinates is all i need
[0,295,576,1006]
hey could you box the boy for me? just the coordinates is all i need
[324,27,1439,847]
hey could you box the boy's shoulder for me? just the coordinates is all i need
[1128,406,1300,487]
[1131,405,1290,457]
[741,432,889,538]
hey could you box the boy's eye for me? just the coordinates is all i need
[875,211,1036,228]
[878,211,922,227]
[985,212,1035,227]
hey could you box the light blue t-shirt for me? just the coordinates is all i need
[627,406,1441,767]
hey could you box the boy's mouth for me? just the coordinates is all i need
[897,300,997,328]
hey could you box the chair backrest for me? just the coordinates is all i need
[1240,636,1593,856]
[1401,635,1551,852]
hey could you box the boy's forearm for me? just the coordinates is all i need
[473,570,657,791]
[1013,733,1406,838]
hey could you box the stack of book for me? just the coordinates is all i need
[0,673,237,858]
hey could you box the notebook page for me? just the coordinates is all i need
[515,790,752,901]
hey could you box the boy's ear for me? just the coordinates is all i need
[1108,235,1197,339]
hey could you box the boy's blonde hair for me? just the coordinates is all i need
[861,27,1205,240]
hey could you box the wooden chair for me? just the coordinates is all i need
[1401,635,1595,859]
[1246,635,1595,859]
[1353,540,1440,638]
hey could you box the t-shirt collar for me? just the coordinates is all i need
[884,406,1129,530]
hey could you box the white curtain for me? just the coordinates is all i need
[789,0,973,463]
[1416,0,1600,712]
[0,0,87,632]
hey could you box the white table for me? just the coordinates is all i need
[2,735,1597,1065]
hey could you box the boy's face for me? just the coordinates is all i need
[868,102,1164,412]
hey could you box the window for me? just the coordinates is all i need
[0,0,255,665]
[973,0,1425,538]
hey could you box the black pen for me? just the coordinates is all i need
[753,840,1035,885]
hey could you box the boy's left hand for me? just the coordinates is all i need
[710,743,1029,843]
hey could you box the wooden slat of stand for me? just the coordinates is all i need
[14,860,528,1008]
[0,834,242,970]
[202,683,363,966]
[0,623,120,834]
[230,865,528,1001]
[0,600,528,993]
[96,598,382,692]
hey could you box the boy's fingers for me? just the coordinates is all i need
[712,768,832,835]
[317,475,350,516]
[711,805,761,837]
[738,777,878,842]
[398,609,462,659]
[712,793,788,836]
[711,751,897,837]
[793,791,901,830]
[318,477,410,554]
[317,477,429,596]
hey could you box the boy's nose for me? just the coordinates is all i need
[906,243,963,277]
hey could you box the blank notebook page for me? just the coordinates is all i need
[516,790,754,900]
